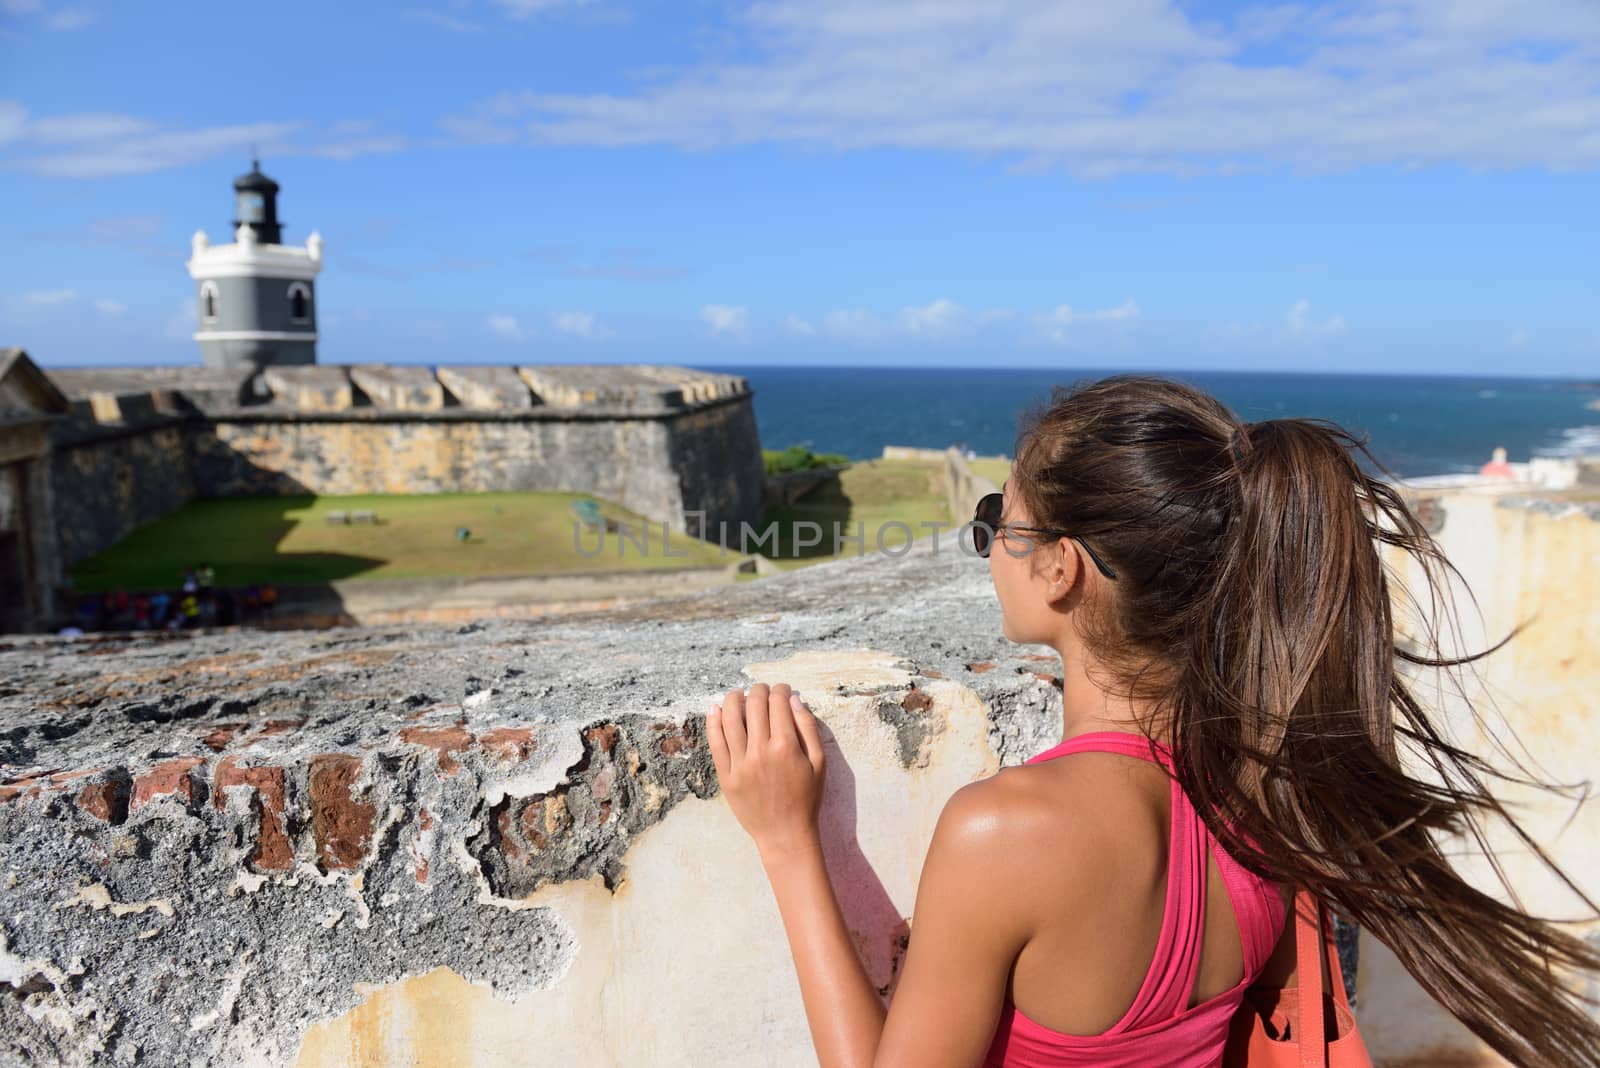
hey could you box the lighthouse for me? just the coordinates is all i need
[186,160,322,369]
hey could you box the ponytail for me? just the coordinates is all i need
[1010,376,1600,1067]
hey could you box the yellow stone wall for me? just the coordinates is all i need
[1361,494,1600,1066]
[294,650,1006,1068]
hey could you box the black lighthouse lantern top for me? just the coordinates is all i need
[233,159,283,244]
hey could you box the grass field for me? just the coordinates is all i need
[69,458,960,592]
[752,457,953,572]
[969,456,1012,488]
[68,492,734,593]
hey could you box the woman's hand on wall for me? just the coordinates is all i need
[707,682,826,863]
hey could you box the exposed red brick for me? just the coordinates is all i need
[583,723,619,754]
[901,688,934,714]
[965,661,996,674]
[1021,654,1057,662]
[213,757,292,871]
[653,724,692,758]
[1030,672,1063,689]
[495,806,521,862]
[920,668,945,679]
[75,780,123,823]
[256,718,307,738]
[519,796,570,853]
[131,757,205,811]
[399,726,473,775]
[200,723,245,752]
[3,768,101,805]
[477,727,535,763]
[308,754,375,870]
[0,775,47,805]
[597,800,612,825]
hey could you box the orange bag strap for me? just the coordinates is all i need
[1294,889,1328,1068]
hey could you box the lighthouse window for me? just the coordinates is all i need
[200,281,219,323]
[288,283,311,323]
[237,191,265,223]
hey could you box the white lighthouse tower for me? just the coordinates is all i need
[186,160,323,369]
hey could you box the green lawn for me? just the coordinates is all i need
[69,492,735,593]
[969,456,1012,488]
[752,457,953,572]
[70,459,961,593]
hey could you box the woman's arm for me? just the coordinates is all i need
[708,683,1037,1068]
[760,785,1035,1068]
[759,837,887,1068]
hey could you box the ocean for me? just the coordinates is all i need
[727,366,1600,480]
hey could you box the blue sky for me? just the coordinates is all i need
[1,0,1596,376]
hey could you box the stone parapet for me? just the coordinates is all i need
[0,540,1065,1065]
[3,502,1598,1064]
[518,363,749,413]
[347,365,445,412]
[436,366,535,410]
[262,366,354,413]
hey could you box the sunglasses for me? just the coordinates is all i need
[972,491,1119,580]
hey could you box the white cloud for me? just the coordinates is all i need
[449,0,1600,175]
[487,314,526,340]
[821,308,882,342]
[898,298,964,338]
[46,7,91,30]
[0,104,406,178]
[0,0,90,27]
[782,313,816,336]
[1286,298,1346,336]
[1034,298,1140,344]
[491,0,592,18]
[92,298,126,316]
[20,288,77,305]
[0,100,24,145]
[552,310,611,339]
[700,304,748,336]
[26,113,156,144]
[404,8,483,33]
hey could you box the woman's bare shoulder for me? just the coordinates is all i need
[938,754,1169,894]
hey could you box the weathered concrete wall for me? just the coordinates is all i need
[0,539,1066,1066]
[2,489,1594,1066]
[1361,491,1600,1067]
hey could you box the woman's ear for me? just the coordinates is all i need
[1043,537,1084,604]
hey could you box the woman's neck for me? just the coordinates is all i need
[1046,639,1169,747]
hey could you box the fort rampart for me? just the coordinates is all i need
[1,485,1595,1066]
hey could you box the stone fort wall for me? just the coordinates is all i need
[41,363,765,581]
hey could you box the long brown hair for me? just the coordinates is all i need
[1009,373,1600,1067]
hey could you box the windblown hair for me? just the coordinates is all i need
[1009,373,1600,1067]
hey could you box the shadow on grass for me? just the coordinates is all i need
[757,477,861,562]
[70,496,387,594]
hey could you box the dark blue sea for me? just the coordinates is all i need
[724,366,1600,480]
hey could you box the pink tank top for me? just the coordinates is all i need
[981,731,1287,1068]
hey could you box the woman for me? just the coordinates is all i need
[706,375,1600,1068]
